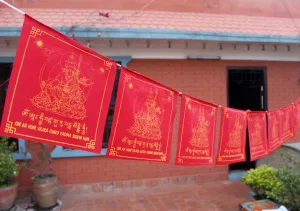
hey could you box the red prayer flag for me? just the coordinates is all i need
[0,15,116,153]
[247,112,268,161]
[216,108,247,165]
[281,105,295,142]
[293,100,300,132]
[267,110,282,152]
[175,95,218,165]
[106,67,178,163]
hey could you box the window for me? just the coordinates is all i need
[0,57,30,160]
[51,56,132,157]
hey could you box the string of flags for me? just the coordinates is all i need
[0,8,299,166]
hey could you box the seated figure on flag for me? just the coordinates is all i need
[31,53,92,120]
[128,90,162,140]
[227,117,243,148]
[189,108,209,148]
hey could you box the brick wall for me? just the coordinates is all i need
[4,0,300,18]
[17,59,300,189]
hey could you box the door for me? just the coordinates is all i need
[227,67,267,178]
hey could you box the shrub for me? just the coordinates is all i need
[243,153,300,211]
[242,165,282,199]
[267,152,300,211]
[0,137,19,187]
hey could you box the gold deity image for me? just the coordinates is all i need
[128,89,162,140]
[227,115,243,148]
[250,117,262,146]
[31,53,93,120]
[189,107,210,148]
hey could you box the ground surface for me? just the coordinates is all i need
[58,180,250,211]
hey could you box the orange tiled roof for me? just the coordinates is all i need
[1,8,300,36]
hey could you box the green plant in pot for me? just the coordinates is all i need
[242,165,282,200]
[0,137,19,210]
[243,153,300,211]
[25,142,58,209]
[267,152,300,211]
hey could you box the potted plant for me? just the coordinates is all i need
[242,165,282,200]
[266,152,300,211]
[25,142,58,209]
[0,137,19,210]
[242,153,300,211]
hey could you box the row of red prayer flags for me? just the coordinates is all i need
[1,15,299,165]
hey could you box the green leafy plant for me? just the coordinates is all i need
[242,165,283,199]
[267,152,300,211]
[243,152,300,211]
[24,142,54,179]
[0,137,19,188]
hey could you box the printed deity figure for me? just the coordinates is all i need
[31,53,92,120]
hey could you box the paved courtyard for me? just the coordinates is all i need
[59,180,250,211]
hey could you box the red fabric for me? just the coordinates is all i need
[267,110,282,152]
[0,15,116,153]
[106,67,178,163]
[216,108,247,165]
[247,112,268,161]
[175,95,218,165]
[281,105,295,142]
[293,100,300,132]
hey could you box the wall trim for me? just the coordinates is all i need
[1,26,300,43]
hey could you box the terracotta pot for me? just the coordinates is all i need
[0,182,18,210]
[32,175,58,208]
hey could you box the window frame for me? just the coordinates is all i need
[0,57,31,160]
[51,56,132,158]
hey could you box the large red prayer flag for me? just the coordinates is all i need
[267,110,282,152]
[216,108,247,165]
[293,100,300,132]
[281,105,295,142]
[247,112,268,161]
[175,95,217,165]
[0,15,116,153]
[106,67,178,163]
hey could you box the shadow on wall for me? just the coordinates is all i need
[256,143,300,168]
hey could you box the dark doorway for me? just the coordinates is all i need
[227,67,267,172]
[0,62,19,152]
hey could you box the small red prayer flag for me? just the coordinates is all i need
[0,15,116,153]
[106,67,178,163]
[247,112,268,161]
[281,105,295,142]
[175,95,218,165]
[267,110,282,152]
[216,108,247,165]
[293,100,300,132]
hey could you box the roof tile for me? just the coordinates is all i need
[0,8,300,37]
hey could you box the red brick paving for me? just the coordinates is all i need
[59,180,250,211]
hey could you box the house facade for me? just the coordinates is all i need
[0,0,300,194]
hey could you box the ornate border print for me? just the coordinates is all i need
[1,15,116,153]
[106,67,178,163]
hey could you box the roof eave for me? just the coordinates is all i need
[1,26,300,44]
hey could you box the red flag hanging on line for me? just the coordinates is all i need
[267,110,282,152]
[216,108,247,165]
[175,95,218,165]
[247,112,268,161]
[293,100,300,132]
[106,67,178,163]
[281,105,295,142]
[0,15,116,153]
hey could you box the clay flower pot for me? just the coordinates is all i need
[0,182,18,210]
[32,175,58,208]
